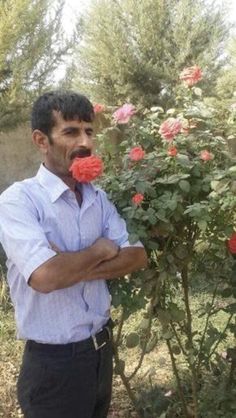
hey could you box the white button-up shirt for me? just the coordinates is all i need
[0,164,141,344]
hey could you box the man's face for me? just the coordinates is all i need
[44,111,94,178]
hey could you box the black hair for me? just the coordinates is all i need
[31,91,95,136]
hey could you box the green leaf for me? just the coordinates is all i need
[111,293,122,308]
[176,154,191,166]
[162,330,173,340]
[174,244,188,260]
[157,309,171,326]
[129,233,139,244]
[221,288,232,298]
[179,180,190,193]
[169,303,186,322]
[136,181,148,194]
[126,332,140,348]
[224,303,236,314]
[198,220,207,231]
[211,180,220,191]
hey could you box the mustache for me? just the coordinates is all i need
[70,148,92,160]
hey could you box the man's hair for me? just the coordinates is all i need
[31,91,95,135]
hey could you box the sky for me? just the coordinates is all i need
[62,0,91,34]
[61,0,236,32]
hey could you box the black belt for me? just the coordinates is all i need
[26,321,113,356]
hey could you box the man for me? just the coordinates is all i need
[0,91,147,418]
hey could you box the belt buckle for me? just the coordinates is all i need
[92,334,106,350]
[92,325,111,351]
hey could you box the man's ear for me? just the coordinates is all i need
[32,130,50,154]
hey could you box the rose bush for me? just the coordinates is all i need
[96,67,236,418]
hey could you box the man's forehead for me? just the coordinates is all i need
[52,110,93,128]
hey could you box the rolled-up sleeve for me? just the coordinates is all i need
[0,187,57,283]
[101,192,143,249]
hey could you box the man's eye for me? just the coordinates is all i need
[65,129,77,136]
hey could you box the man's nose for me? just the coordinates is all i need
[77,132,93,149]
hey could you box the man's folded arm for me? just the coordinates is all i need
[29,242,147,293]
[29,237,119,293]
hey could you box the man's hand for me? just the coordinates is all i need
[49,237,119,262]
[92,237,119,261]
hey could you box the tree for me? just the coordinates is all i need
[216,36,236,99]
[71,0,232,108]
[0,0,72,131]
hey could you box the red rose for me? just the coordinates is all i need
[168,146,178,157]
[132,193,144,205]
[129,146,145,161]
[93,103,106,113]
[200,150,213,161]
[180,65,202,87]
[159,118,182,141]
[227,233,236,254]
[69,155,103,183]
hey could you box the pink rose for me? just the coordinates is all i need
[168,146,178,157]
[93,103,106,113]
[159,118,182,141]
[230,103,236,111]
[200,150,213,161]
[180,65,202,87]
[132,193,144,205]
[129,146,145,161]
[70,155,103,183]
[113,103,135,124]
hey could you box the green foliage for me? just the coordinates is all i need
[72,0,232,107]
[216,37,236,99]
[0,0,72,130]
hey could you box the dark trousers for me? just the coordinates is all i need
[17,337,113,418]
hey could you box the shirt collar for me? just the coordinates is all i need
[36,164,70,203]
[36,164,98,204]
